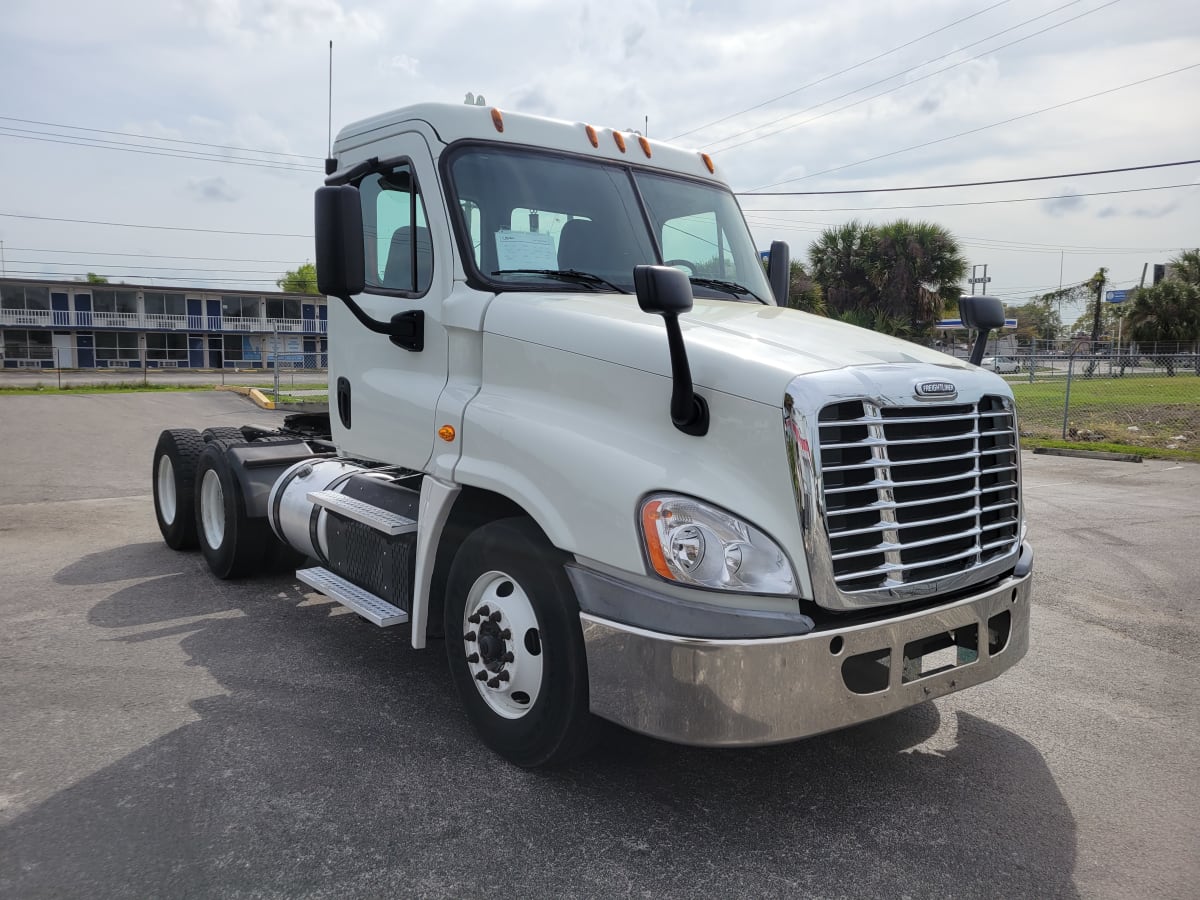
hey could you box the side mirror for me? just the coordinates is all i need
[958,295,1005,331]
[634,264,694,315]
[633,265,708,436]
[315,185,366,298]
[767,240,790,307]
[958,295,1006,366]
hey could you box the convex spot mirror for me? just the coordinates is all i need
[634,265,694,316]
[315,185,366,298]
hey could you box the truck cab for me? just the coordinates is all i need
[152,103,1032,767]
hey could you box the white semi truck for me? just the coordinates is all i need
[151,103,1031,767]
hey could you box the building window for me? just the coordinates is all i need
[146,332,188,360]
[1,285,51,311]
[265,298,301,320]
[144,293,186,316]
[93,290,138,314]
[3,329,54,359]
[222,334,244,361]
[95,332,140,361]
[221,296,260,320]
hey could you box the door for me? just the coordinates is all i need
[206,299,221,332]
[74,293,92,328]
[51,293,70,327]
[77,333,95,368]
[188,336,205,368]
[327,134,451,471]
[52,332,73,368]
[187,298,203,331]
[208,336,223,368]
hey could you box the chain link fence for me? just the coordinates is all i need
[961,338,1200,451]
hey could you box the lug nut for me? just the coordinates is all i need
[475,671,488,681]
[500,629,511,640]
[489,611,502,623]
[478,606,490,617]
[497,670,510,683]
[466,653,479,663]
[502,652,514,663]
[486,677,500,689]
[467,613,481,624]
[464,631,477,642]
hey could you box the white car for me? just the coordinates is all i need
[983,356,1021,374]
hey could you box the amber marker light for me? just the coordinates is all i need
[438,425,456,442]
[585,124,599,147]
[700,153,715,174]
[638,136,652,158]
[640,499,676,580]
[490,108,504,133]
[613,131,627,153]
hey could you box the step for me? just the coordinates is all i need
[296,566,410,627]
[307,489,418,536]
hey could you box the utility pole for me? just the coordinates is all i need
[1089,267,1107,345]
[968,263,990,296]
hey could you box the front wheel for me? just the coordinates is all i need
[444,518,596,767]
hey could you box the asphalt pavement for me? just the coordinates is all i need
[1,393,1197,899]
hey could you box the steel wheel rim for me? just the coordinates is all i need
[462,570,543,719]
[200,469,226,549]
[157,455,176,524]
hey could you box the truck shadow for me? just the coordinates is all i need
[2,544,1078,899]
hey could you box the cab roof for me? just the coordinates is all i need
[333,102,723,184]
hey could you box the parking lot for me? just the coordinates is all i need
[1,392,1198,899]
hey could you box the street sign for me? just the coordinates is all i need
[1105,289,1129,303]
[968,276,992,284]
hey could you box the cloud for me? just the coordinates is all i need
[186,176,240,202]
[623,24,645,58]
[1098,200,1182,220]
[183,0,383,45]
[1043,191,1085,217]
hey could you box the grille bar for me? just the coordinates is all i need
[818,395,1021,593]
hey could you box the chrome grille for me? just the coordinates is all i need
[817,396,1020,593]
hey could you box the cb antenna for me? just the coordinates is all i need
[325,40,336,175]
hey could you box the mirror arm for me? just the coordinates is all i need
[662,312,709,436]
[968,329,992,366]
[333,295,424,352]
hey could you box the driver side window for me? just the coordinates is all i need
[360,164,433,294]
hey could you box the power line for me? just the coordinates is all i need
[750,62,1200,189]
[0,115,323,160]
[0,212,312,238]
[0,130,321,173]
[705,0,1109,153]
[668,0,1014,141]
[742,182,1195,212]
[736,159,1200,195]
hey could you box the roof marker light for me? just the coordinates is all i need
[638,136,652,158]
[613,131,626,153]
[585,124,599,148]
[490,108,504,133]
[700,153,715,174]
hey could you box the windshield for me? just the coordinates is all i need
[444,145,773,302]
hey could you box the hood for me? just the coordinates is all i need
[484,292,976,406]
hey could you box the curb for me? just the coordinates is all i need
[1031,447,1142,463]
[214,385,276,410]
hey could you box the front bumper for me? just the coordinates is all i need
[580,568,1031,747]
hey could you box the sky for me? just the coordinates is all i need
[1,0,1198,325]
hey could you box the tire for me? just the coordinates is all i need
[194,442,275,579]
[201,426,247,444]
[444,517,596,768]
[152,428,205,550]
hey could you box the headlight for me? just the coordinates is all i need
[640,494,796,595]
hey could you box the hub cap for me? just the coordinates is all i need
[200,469,226,549]
[462,570,543,719]
[157,455,176,524]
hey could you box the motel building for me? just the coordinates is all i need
[0,277,328,370]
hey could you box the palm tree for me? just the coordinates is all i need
[807,221,874,316]
[1123,279,1200,375]
[1170,248,1200,286]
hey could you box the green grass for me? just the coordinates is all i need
[1021,437,1200,463]
[1009,374,1200,411]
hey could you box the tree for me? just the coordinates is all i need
[1007,296,1061,341]
[1169,248,1200,286]
[277,262,319,294]
[807,219,966,338]
[1124,279,1200,345]
[785,260,825,315]
[85,272,108,284]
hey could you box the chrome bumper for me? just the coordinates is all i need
[581,571,1031,747]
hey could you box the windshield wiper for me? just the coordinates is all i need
[492,268,630,294]
[688,276,763,303]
